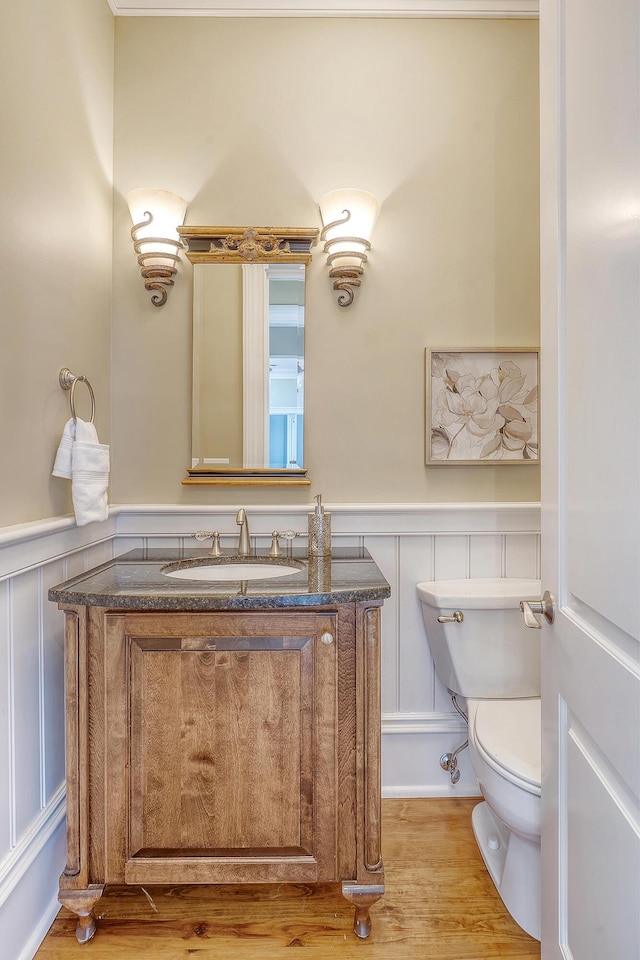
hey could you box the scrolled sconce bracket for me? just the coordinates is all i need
[130,211,186,307]
[320,208,352,239]
[318,191,380,308]
[322,221,371,308]
[325,240,371,264]
[327,265,363,307]
[126,190,188,307]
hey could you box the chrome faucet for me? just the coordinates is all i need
[236,508,251,556]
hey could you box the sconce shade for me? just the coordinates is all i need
[319,188,379,306]
[126,188,187,306]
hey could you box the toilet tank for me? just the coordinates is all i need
[417,578,541,699]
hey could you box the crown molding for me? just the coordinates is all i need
[106,0,538,18]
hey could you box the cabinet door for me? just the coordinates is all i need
[103,611,338,886]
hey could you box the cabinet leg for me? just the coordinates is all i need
[341,882,385,939]
[58,884,105,944]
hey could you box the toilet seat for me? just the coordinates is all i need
[470,698,541,795]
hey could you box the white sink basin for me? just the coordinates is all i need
[161,559,303,582]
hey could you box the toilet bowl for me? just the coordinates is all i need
[416,578,542,940]
[467,697,541,940]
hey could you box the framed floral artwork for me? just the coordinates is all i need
[425,348,539,464]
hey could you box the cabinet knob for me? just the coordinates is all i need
[320,631,334,645]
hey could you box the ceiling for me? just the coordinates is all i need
[106,0,538,17]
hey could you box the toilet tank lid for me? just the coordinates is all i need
[416,578,541,609]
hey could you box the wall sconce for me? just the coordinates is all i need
[126,188,187,306]
[319,188,379,307]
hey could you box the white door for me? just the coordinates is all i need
[539,1,640,958]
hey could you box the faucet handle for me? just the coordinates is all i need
[269,532,282,557]
[269,530,299,556]
[192,531,223,556]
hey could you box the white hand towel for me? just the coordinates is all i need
[71,429,110,526]
[52,418,100,479]
[52,418,76,479]
[53,416,109,525]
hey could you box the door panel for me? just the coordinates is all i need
[540,0,640,956]
[558,616,639,793]
[129,640,311,854]
[104,612,338,885]
[564,0,640,642]
[564,719,639,958]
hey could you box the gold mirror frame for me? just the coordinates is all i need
[179,225,319,266]
[179,225,319,486]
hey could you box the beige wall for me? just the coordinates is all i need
[112,16,540,506]
[0,0,114,527]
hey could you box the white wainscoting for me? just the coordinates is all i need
[0,515,116,960]
[0,502,539,959]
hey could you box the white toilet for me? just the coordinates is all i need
[416,578,542,940]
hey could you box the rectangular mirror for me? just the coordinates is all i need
[179,226,318,485]
[191,262,307,475]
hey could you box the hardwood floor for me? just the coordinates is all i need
[35,798,540,959]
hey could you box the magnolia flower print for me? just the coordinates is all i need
[430,353,538,461]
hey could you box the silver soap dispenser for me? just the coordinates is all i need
[307,494,331,557]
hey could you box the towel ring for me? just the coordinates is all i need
[59,368,96,424]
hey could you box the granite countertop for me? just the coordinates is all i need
[48,546,391,611]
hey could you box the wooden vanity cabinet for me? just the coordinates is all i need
[58,601,384,942]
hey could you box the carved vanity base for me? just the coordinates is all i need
[56,599,386,944]
[342,883,385,939]
[58,885,105,944]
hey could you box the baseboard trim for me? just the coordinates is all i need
[0,786,66,910]
[382,784,482,798]
[16,894,62,960]
[382,712,467,735]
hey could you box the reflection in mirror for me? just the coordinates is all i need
[266,266,305,469]
[190,262,307,477]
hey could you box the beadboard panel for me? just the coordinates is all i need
[41,560,67,804]
[504,532,540,579]
[363,535,401,715]
[11,571,42,840]
[397,535,437,715]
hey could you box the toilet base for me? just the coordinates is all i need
[472,801,540,941]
